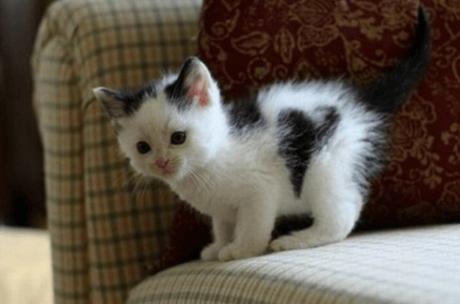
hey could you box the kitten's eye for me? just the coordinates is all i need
[136,141,151,154]
[171,131,186,145]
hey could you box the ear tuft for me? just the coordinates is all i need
[93,87,126,118]
[186,74,209,107]
[176,57,213,108]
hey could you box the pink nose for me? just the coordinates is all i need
[155,158,170,169]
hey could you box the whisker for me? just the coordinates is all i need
[189,168,213,191]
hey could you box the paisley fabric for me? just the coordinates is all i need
[198,0,460,228]
[364,0,460,227]
[153,0,460,275]
[199,0,419,99]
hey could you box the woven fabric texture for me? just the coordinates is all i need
[32,0,201,303]
[129,224,460,304]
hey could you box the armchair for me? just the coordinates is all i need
[33,1,460,303]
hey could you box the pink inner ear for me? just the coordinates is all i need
[187,76,209,107]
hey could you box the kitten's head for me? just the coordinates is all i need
[93,57,226,183]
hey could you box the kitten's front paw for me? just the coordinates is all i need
[217,242,266,261]
[201,242,225,261]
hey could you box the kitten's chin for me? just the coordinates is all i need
[145,166,188,184]
[164,168,188,183]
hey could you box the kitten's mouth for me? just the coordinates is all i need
[161,168,175,176]
[154,159,184,180]
[160,163,179,177]
[151,159,179,178]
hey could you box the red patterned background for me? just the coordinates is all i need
[156,0,460,272]
[198,0,460,228]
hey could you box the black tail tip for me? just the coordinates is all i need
[413,6,432,58]
[359,5,432,114]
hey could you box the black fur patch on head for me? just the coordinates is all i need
[126,85,156,114]
[164,79,190,111]
[104,83,157,118]
[226,96,265,133]
[277,107,340,197]
[164,58,196,110]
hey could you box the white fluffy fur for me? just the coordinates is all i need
[97,62,383,261]
[94,6,432,260]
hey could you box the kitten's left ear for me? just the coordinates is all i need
[175,57,214,107]
[93,87,127,119]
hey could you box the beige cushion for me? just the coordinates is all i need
[129,224,460,304]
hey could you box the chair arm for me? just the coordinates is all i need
[32,0,201,303]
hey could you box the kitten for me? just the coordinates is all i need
[93,8,430,261]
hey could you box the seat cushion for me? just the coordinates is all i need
[128,224,460,304]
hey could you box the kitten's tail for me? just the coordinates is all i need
[360,7,431,113]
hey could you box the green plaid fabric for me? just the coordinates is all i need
[32,1,460,304]
[32,0,201,303]
[128,224,460,304]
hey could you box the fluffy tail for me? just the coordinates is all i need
[360,7,431,113]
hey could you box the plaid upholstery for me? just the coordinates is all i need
[33,1,460,304]
[32,0,201,303]
[128,224,460,304]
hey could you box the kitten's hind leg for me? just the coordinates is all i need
[271,155,363,251]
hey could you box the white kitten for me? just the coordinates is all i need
[93,8,430,261]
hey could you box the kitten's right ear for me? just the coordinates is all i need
[93,87,126,119]
[174,57,214,108]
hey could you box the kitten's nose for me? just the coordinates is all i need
[155,157,170,169]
